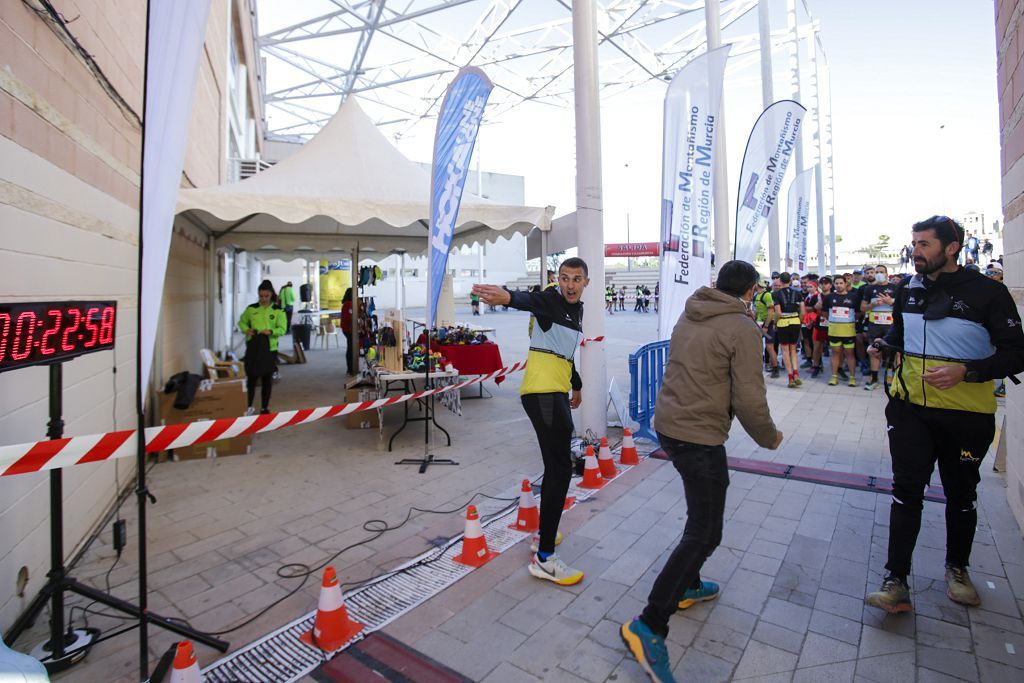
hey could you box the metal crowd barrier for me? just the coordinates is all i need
[627,339,670,442]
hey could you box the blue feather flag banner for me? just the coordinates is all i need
[428,68,493,327]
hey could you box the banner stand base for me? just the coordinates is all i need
[27,627,98,674]
[395,453,460,474]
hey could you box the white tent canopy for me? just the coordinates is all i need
[176,97,553,260]
[527,211,578,261]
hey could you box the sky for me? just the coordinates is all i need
[258,0,1004,255]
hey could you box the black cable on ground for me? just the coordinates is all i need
[66,442,624,644]
[60,430,639,645]
[66,465,552,644]
[163,486,526,639]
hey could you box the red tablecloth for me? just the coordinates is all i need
[433,343,505,383]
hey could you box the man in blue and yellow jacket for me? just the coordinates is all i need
[473,258,588,587]
[866,216,1024,614]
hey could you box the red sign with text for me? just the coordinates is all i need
[605,242,660,258]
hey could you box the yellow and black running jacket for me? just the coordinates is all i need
[885,268,1024,413]
[508,286,583,396]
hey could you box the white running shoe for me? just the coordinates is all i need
[528,553,584,586]
[245,406,256,416]
[529,530,564,553]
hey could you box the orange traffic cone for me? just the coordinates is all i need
[300,566,364,652]
[619,428,640,465]
[453,505,500,567]
[563,495,576,510]
[169,641,201,683]
[579,446,606,489]
[509,479,540,532]
[597,437,619,479]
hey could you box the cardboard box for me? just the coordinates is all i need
[159,378,252,459]
[168,437,251,461]
[346,385,380,429]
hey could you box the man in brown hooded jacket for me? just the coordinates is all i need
[621,260,783,683]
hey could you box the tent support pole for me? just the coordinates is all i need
[351,246,359,379]
[207,240,217,350]
[209,213,258,239]
[540,229,548,288]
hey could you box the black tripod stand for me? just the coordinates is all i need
[2,362,228,674]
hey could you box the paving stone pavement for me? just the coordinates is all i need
[16,305,1023,682]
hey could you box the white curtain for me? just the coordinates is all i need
[140,0,211,392]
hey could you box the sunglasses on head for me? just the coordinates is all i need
[930,215,965,245]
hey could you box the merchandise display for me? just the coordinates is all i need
[416,325,492,346]
[406,345,446,372]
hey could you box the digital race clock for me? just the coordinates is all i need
[0,302,117,373]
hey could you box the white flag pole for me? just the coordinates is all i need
[786,0,805,271]
[811,21,827,274]
[758,0,780,273]
[705,0,731,265]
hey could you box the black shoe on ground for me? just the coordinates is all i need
[770,366,780,379]
[811,366,821,378]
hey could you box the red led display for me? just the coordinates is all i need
[0,302,117,373]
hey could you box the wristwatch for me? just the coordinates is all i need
[964,368,981,383]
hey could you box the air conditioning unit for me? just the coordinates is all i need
[238,158,274,179]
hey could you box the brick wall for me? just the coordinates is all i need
[0,0,260,632]
[997,0,1024,529]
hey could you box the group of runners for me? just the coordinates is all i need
[756,265,902,389]
[755,260,1008,395]
[604,283,659,313]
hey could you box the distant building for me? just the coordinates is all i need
[960,211,987,235]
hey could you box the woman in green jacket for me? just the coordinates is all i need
[238,280,287,414]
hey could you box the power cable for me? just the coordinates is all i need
[22,0,142,127]
[64,438,610,644]
[66,478,531,640]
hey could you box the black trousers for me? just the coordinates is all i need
[247,373,274,411]
[521,393,575,555]
[344,330,356,374]
[884,399,995,577]
[642,433,729,637]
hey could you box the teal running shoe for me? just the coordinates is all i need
[620,618,677,683]
[677,580,720,609]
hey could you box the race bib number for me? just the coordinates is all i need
[871,312,894,325]
[830,306,851,320]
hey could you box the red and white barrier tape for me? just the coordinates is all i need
[580,336,605,347]
[0,361,528,478]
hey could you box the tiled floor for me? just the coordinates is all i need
[19,305,1022,682]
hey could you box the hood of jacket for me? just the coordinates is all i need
[684,286,749,322]
[907,265,982,291]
